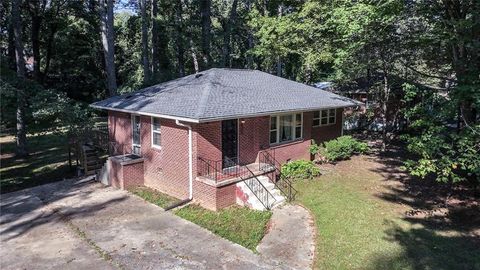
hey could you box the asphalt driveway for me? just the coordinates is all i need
[0,178,291,270]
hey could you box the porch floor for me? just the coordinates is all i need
[196,163,276,187]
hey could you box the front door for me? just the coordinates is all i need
[221,119,238,168]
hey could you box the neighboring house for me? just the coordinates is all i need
[91,68,356,211]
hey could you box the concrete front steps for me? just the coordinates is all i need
[236,175,286,211]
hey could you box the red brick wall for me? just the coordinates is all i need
[108,112,191,200]
[310,108,343,143]
[108,111,132,155]
[108,108,343,210]
[194,109,344,166]
[122,162,144,189]
[108,158,144,189]
[192,181,236,211]
[140,116,190,199]
[196,121,222,162]
[238,116,270,165]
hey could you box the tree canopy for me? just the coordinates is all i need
[1,0,478,182]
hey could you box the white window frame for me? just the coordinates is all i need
[151,117,161,149]
[269,112,303,145]
[131,114,141,154]
[313,109,336,127]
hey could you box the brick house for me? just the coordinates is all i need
[92,68,356,211]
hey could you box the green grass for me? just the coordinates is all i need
[0,133,75,193]
[294,157,480,270]
[127,186,180,209]
[174,205,272,251]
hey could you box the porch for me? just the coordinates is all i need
[196,157,276,187]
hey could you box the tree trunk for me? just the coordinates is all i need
[151,0,159,80]
[221,0,238,68]
[381,65,390,152]
[190,39,199,73]
[43,22,57,82]
[99,0,117,96]
[200,0,211,69]
[28,0,43,81]
[245,0,254,69]
[276,4,283,76]
[12,0,28,157]
[7,15,16,70]
[175,0,185,77]
[140,0,151,84]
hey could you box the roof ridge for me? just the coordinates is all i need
[194,70,215,118]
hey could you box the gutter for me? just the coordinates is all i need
[175,120,193,200]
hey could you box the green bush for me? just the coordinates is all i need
[319,136,368,162]
[281,160,321,180]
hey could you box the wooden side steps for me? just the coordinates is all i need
[79,144,106,175]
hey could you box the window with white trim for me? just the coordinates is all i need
[269,113,303,144]
[132,115,141,155]
[313,109,336,127]
[151,117,161,148]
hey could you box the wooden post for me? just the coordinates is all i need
[68,143,72,171]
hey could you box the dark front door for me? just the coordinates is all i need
[221,119,238,168]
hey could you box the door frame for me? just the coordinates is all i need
[221,119,239,169]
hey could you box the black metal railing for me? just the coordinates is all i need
[197,156,277,209]
[223,156,276,210]
[259,150,298,201]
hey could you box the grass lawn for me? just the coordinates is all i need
[1,133,75,193]
[127,186,180,209]
[295,155,480,270]
[175,205,272,251]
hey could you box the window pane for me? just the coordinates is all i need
[329,109,335,116]
[295,126,302,138]
[322,110,328,117]
[295,114,302,126]
[270,116,277,130]
[313,111,320,119]
[153,132,161,146]
[321,118,328,125]
[313,119,320,126]
[153,118,161,131]
[133,116,141,145]
[270,130,277,144]
[279,115,293,142]
[329,117,335,124]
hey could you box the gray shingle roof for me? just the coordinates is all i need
[91,68,358,122]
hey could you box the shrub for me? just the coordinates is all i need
[281,160,321,180]
[319,136,368,162]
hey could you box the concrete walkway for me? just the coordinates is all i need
[1,178,292,270]
[257,204,316,270]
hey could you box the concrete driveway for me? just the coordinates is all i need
[0,178,292,270]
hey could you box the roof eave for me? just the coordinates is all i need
[90,104,201,123]
[196,104,358,123]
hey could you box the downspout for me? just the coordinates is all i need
[175,120,193,200]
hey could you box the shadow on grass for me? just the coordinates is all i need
[367,142,480,269]
[368,221,480,270]
[1,133,75,194]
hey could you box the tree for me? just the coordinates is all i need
[200,0,212,69]
[174,0,185,76]
[26,0,47,81]
[151,0,160,79]
[221,0,238,68]
[99,0,118,96]
[11,0,28,157]
[139,0,151,84]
